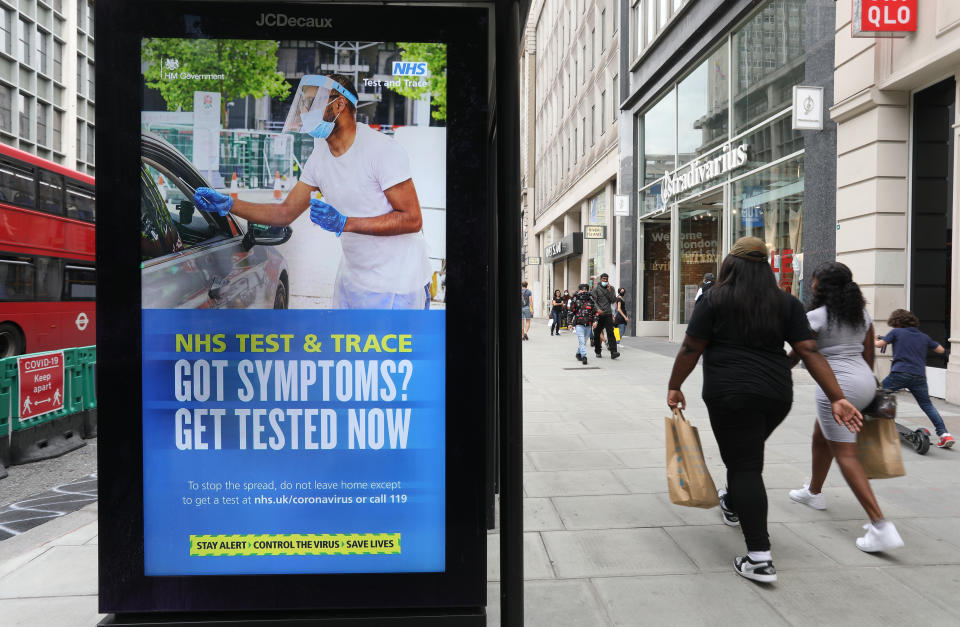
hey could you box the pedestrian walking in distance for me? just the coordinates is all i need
[788,262,904,553]
[695,272,715,304]
[521,280,533,341]
[591,273,620,360]
[876,309,954,448]
[614,287,630,344]
[550,290,564,336]
[569,283,599,365]
[667,236,862,583]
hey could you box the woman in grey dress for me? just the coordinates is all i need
[789,262,904,552]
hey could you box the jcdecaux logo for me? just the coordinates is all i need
[392,62,428,76]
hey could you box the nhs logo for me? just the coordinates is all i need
[392,62,428,76]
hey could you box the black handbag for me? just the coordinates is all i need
[863,379,896,420]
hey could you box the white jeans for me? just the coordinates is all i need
[333,273,426,309]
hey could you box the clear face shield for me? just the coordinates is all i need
[282,75,358,139]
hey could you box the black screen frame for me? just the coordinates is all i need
[97,1,491,613]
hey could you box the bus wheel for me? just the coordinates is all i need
[0,323,24,358]
[273,282,288,310]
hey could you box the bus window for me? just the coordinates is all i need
[0,160,36,209]
[63,263,95,300]
[34,256,62,299]
[66,183,95,221]
[38,170,64,215]
[0,254,33,300]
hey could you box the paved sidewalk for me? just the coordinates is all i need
[486,329,960,625]
[3,331,960,625]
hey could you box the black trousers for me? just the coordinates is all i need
[551,309,563,333]
[594,313,617,355]
[704,393,792,552]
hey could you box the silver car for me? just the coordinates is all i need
[140,132,290,309]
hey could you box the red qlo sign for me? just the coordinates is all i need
[18,351,65,420]
[853,0,917,37]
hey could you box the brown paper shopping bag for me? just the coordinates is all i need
[665,408,720,508]
[857,418,906,479]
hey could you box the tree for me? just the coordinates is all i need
[392,42,447,122]
[142,39,290,125]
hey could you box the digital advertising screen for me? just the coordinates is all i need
[138,37,448,576]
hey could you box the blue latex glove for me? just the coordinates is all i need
[310,198,347,236]
[193,187,233,216]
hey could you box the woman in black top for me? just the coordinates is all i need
[666,237,862,584]
[550,290,564,336]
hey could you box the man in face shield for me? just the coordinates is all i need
[192,74,431,309]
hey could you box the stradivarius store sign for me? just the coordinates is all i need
[660,143,749,204]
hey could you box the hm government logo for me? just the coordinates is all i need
[165,58,180,71]
[161,57,224,82]
[255,13,333,28]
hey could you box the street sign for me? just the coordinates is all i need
[583,225,607,239]
[792,86,824,131]
[18,351,64,420]
[852,0,917,38]
[614,194,630,216]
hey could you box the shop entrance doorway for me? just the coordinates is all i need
[911,78,954,396]
[638,216,671,336]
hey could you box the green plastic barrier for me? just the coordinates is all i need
[0,346,98,432]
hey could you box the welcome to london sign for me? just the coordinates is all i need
[659,143,749,204]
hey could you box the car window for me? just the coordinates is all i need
[140,166,183,261]
[144,163,220,247]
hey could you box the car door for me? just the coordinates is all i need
[141,134,278,309]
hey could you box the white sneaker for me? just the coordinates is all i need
[789,484,826,510]
[856,521,904,553]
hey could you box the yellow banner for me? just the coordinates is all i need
[189,533,401,556]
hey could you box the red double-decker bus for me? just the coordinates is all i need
[0,143,95,357]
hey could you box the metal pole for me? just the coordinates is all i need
[497,2,523,626]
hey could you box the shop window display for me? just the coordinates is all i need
[732,157,804,298]
[677,192,721,323]
[643,219,670,321]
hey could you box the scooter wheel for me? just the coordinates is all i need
[915,429,931,455]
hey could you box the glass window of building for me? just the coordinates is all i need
[76,120,82,159]
[676,190,722,323]
[87,1,95,35]
[38,30,48,75]
[591,28,595,68]
[37,102,48,146]
[591,105,596,145]
[601,90,606,131]
[587,192,607,281]
[642,218,670,321]
[633,0,643,56]
[659,0,669,27]
[77,0,84,26]
[677,43,728,166]
[647,0,655,43]
[53,41,62,82]
[0,9,10,56]
[673,0,684,11]
[18,93,29,139]
[581,115,586,153]
[601,9,606,48]
[55,0,63,14]
[88,60,95,100]
[77,54,84,95]
[53,109,62,151]
[642,89,675,186]
[0,85,10,133]
[733,0,805,132]
[86,123,94,163]
[732,157,804,298]
[19,18,30,66]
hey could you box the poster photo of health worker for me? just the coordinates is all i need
[139,40,447,311]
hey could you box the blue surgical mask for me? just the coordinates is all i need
[601,281,608,287]
[301,101,342,139]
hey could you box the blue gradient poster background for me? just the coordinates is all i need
[141,309,445,575]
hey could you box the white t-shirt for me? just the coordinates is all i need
[300,123,431,294]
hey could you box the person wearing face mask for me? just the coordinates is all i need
[590,273,620,359]
[191,74,430,309]
[614,287,630,343]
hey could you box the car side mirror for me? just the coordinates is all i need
[242,224,293,251]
